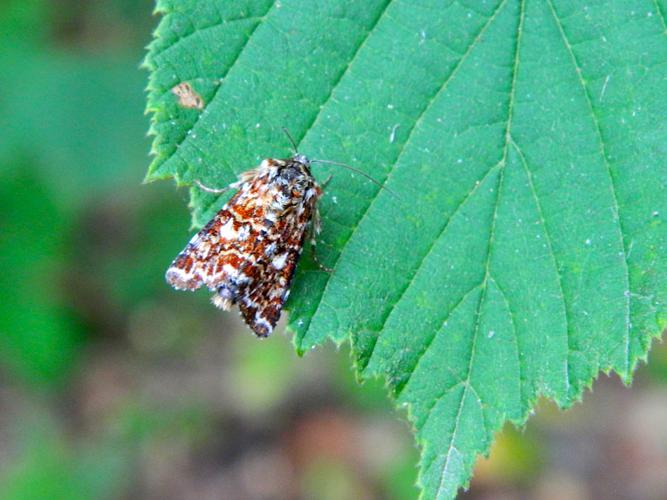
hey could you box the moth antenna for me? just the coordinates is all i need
[310,159,399,199]
[282,128,299,155]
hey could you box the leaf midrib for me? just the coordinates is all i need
[433,0,524,494]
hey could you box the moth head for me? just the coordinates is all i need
[292,153,311,167]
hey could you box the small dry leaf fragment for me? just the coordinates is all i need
[171,82,204,110]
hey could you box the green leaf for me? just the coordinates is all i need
[145,0,667,497]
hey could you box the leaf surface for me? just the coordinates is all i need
[146,0,667,497]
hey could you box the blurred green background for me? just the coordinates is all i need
[1,1,667,499]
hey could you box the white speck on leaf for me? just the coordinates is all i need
[600,75,610,101]
[389,123,400,143]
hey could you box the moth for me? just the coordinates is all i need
[165,132,385,337]
[165,155,320,337]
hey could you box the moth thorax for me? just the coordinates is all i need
[281,162,311,184]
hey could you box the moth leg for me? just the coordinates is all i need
[310,241,332,273]
[321,174,333,190]
[308,206,332,273]
[194,179,232,195]
[195,167,259,195]
[311,251,332,273]
[313,203,322,235]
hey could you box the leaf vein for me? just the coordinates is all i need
[652,0,667,32]
[293,0,394,150]
[546,0,632,377]
[153,3,276,177]
[511,139,571,395]
[394,283,484,397]
[152,14,263,62]
[365,162,500,379]
[488,275,524,406]
[300,0,510,343]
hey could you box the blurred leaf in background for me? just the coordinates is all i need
[0,0,201,496]
[0,0,158,384]
[0,0,151,203]
[0,164,82,384]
